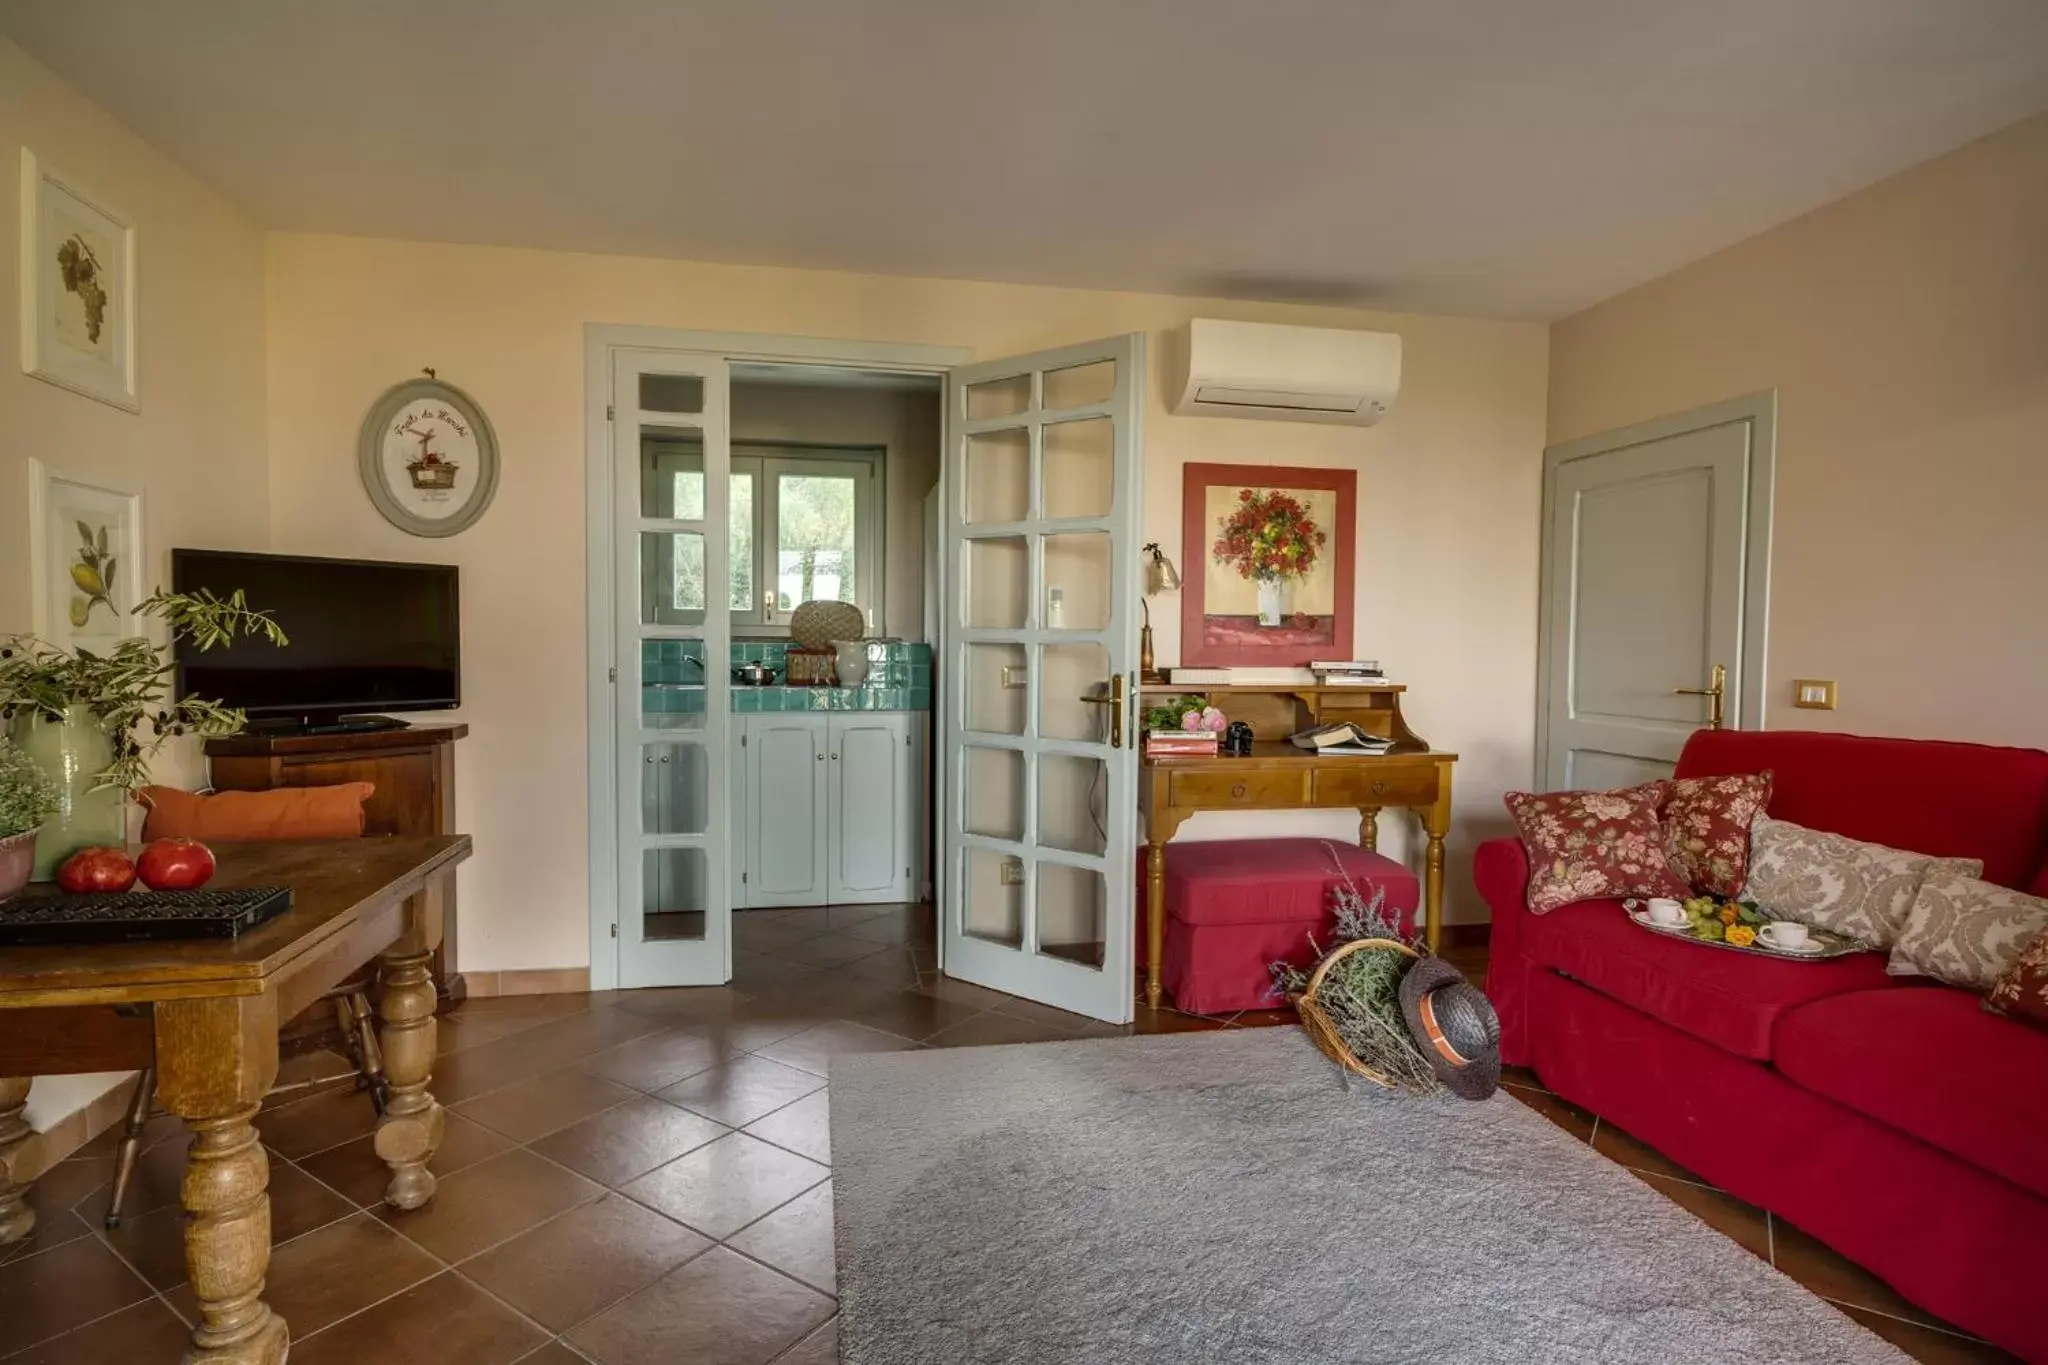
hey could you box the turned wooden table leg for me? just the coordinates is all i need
[1422,772,1454,954]
[374,943,444,1210]
[0,1077,34,1244]
[156,995,287,1365]
[182,1106,286,1364]
[1145,842,1167,1011]
[1358,807,1381,852]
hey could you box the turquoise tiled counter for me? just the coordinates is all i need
[642,640,933,715]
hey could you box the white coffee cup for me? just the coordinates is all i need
[1646,897,1686,926]
[1761,921,1811,949]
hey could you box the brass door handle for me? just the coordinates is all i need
[1076,672,1128,749]
[1673,662,1727,730]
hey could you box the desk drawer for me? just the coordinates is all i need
[1167,769,1310,808]
[1315,765,1439,808]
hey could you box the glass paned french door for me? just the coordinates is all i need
[941,335,1143,1023]
[614,349,732,987]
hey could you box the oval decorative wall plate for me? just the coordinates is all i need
[357,378,500,537]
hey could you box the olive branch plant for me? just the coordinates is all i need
[0,588,287,795]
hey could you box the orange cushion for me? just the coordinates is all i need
[139,783,374,841]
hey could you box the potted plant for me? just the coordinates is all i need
[0,588,285,880]
[0,737,58,901]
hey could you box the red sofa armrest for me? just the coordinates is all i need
[1476,836,1540,1068]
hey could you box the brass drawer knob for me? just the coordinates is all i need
[1230,781,1248,799]
[1370,779,1388,797]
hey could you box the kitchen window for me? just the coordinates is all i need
[642,438,882,634]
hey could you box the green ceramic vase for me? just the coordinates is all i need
[10,705,125,880]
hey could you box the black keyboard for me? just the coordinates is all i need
[0,886,294,945]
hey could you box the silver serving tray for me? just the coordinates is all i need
[1620,902,1871,961]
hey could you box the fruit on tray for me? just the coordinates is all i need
[137,837,217,891]
[57,846,138,894]
[1679,895,1766,945]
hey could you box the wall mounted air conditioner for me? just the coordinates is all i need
[1171,319,1401,426]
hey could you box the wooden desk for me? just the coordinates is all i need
[1136,682,1454,1010]
[0,835,471,1365]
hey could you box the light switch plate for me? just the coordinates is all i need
[1792,679,1837,710]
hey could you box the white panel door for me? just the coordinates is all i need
[940,335,1143,1024]
[829,712,910,901]
[748,714,829,905]
[614,351,733,987]
[1540,397,1774,790]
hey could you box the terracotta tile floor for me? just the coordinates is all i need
[0,905,2017,1364]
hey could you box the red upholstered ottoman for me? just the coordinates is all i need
[1135,839,1420,1014]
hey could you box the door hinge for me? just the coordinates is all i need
[606,403,615,421]
[609,922,618,938]
[608,666,618,684]
[741,733,748,747]
[742,871,749,884]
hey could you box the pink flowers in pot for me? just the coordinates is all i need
[1180,705,1228,734]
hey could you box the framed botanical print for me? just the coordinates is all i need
[28,460,146,652]
[357,377,501,537]
[19,149,139,412]
[1180,462,1356,667]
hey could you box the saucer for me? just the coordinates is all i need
[1757,928,1824,956]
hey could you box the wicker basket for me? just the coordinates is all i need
[1290,937,1420,1089]
[784,646,837,686]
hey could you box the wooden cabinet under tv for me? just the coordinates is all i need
[204,723,468,1002]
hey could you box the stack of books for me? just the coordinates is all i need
[1145,729,1220,757]
[1165,666,1317,686]
[1310,660,1393,686]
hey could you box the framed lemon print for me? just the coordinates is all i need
[357,376,501,537]
[28,460,145,651]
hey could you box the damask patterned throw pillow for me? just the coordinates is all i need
[1741,815,1982,949]
[1661,771,1773,896]
[1506,782,1690,914]
[1986,924,2048,1031]
[1889,868,2048,991]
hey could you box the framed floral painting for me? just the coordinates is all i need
[1179,463,1355,666]
[27,460,145,652]
[19,149,139,412]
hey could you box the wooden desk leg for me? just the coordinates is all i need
[1422,782,1454,954]
[374,942,445,1210]
[0,1078,33,1244]
[1358,808,1381,852]
[1145,842,1167,1011]
[156,997,288,1365]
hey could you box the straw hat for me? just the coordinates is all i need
[1398,957,1502,1100]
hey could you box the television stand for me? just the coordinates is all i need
[249,715,411,737]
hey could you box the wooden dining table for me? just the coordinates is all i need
[0,835,471,1365]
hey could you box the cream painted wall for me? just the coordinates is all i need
[729,379,940,636]
[0,34,267,1141]
[1550,113,2048,749]
[264,233,1548,971]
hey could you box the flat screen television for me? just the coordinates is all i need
[172,549,460,728]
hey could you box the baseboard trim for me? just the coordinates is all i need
[462,967,592,998]
[22,1073,139,1182]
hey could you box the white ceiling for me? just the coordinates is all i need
[7,0,2048,320]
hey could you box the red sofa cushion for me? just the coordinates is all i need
[1675,730,2048,890]
[1774,986,2048,1201]
[1520,898,1898,1061]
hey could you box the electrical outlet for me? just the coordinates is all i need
[999,858,1025,886]
[1001,663,1029,690]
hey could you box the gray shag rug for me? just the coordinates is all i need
[829,1028,1909,1365]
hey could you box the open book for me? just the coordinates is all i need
[1289,722,1396,754]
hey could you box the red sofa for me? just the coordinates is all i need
[1479,730,2048,1361]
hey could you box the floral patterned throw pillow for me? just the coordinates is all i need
[1986,924,2048,1032]
[1741,815,1982,950]
[1888,867,2048,991]
[1662,771,1773,897]
[1506,782,1690,914]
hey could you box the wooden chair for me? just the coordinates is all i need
[104,974,387,1228]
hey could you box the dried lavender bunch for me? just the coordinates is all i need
[1272,851,1443,1096]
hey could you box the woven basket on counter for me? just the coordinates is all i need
[784,646,837,686]
[1290,937,1420,1091]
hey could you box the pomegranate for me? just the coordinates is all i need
[57,846,138,894]
[137,838,217,892]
